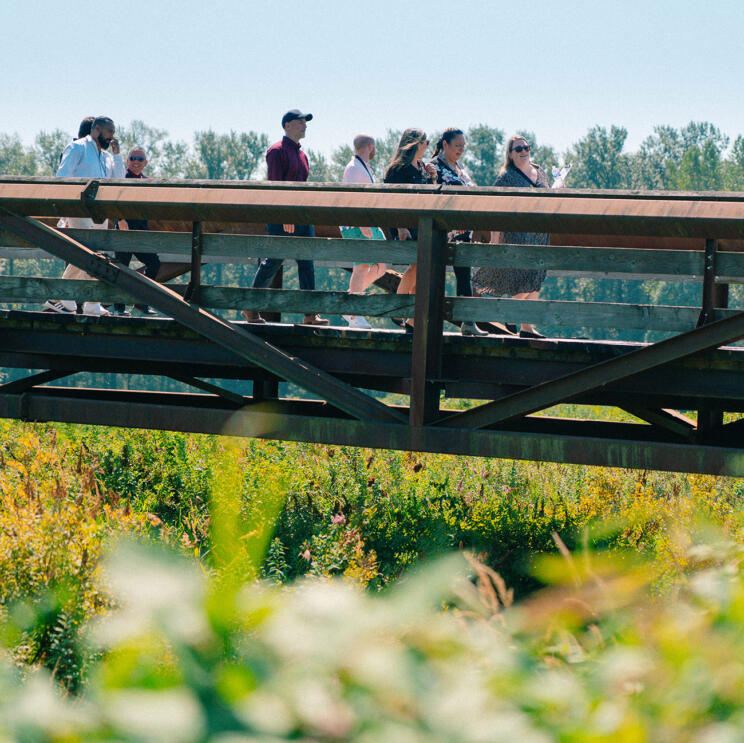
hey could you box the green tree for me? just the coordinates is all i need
[34,129,71,174]
[192,129,270,180]
[566,125,630,189]
[330,144,354,181]
[305,149,333,181]
[668,139,723,191]
[722,135,744,190]
[157,140,193,178]
[370,129,402,180]
[0,134,37,175]
[463,124,505,185]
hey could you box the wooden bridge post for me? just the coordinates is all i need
[409,217,447,427]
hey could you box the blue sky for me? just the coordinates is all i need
[2,0,742,157]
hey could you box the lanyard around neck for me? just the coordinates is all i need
[354,154,374,182]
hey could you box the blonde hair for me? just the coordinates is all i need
[501,134,530,174]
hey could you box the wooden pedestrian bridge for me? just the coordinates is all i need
[2,175,744,476]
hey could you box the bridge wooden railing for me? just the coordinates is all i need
[1,212,743,333]
[2,176,744,473]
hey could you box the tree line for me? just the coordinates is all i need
[3,120,744,191]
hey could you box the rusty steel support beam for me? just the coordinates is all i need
[437,308,744,430]
[166,374,247,407]
[0,370,74,394]
[4,178,744,237]
[4,386,744,476]
[622,406,697,443]
[183,221,203,304]
[410,217,447,427]
[0,209,406,425]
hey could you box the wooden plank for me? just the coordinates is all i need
[2,276,738,333]
[0,277,417,316]
[453,243,705,276]
[410,217,447,427]
[448,296,739,331]
[0,229,418,265]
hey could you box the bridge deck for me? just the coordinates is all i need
[2,310,744,476]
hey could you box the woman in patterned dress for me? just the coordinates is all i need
[472,135,549,339]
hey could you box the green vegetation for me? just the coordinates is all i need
[1,418,744,740]
[2,419,744,702]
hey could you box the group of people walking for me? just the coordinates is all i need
[47,110,559,338]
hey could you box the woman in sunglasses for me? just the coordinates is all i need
[473,135,549,339]
[383,128,436,332]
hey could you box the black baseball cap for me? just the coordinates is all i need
[282,109,313,127]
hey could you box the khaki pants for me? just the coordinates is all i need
[60,217,109,280]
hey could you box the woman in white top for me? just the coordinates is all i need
[340,134,386,329]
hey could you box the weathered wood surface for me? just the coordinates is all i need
[1,276,736,332]
[448,296,738,331]
[6,229,744,283]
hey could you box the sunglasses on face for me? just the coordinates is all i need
[129,156,145,162]
[511,145,530,153]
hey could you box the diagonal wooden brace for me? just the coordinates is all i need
[0,209,406,425]
[437,307,744,430]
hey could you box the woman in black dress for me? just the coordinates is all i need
[472,135,549,339]
[384,128,436,331]
[429,127,488,336]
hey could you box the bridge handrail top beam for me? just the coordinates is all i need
[4,174,744,203]
[3,180,744,238]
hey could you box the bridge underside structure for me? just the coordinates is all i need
[2,176,744,476]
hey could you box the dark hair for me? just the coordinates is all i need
[432,128,464,159]
[77,116,95,139]
[92,116,114,131]
[384,128,427,179]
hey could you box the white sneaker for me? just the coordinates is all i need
[44,299,77,314]
[343,314,372,329]
[82,302,111,316]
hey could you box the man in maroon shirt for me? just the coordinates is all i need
[242,110,328,326]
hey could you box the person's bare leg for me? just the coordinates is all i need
[511,291,539,333]
[348,263,386,294]
[397,264,417,328]
[346,264,388,327]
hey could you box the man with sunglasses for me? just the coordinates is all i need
[112,146,161,316]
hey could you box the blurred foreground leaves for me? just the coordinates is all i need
[2,536,744,741]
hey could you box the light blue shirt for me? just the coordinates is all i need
[56,135,125,179]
